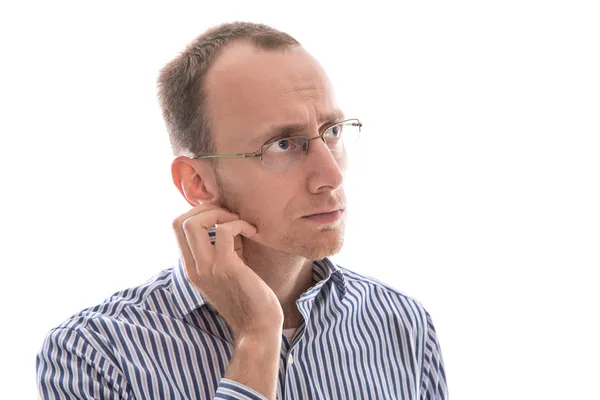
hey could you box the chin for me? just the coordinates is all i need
[275,219,346,260]
[297,232,345,260]
[305,246,343,261]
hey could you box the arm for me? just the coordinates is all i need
[420,311,448,400]
[215,334,281,400]
[36,328,134,399]
[174,204,285,399]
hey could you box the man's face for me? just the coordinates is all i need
[204,42,348,260]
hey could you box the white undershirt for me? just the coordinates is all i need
[282,327,296,341]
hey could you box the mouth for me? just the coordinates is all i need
[302,209,345,224]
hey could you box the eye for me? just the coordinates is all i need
[268,138,298,153]
[325,124,343,139]
[278,139,290,150]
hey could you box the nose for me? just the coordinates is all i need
[305,135,345,194]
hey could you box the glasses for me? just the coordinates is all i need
[190,118,362,168]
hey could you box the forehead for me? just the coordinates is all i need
[203,41,338,149]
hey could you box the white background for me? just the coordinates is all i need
[1,1,599,398]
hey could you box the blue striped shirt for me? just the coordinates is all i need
[37,257,447,399]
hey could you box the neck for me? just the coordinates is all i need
[242,240,314,329]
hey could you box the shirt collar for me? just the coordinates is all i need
[171,256,347,319]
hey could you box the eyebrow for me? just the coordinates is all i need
[250,109,346,146]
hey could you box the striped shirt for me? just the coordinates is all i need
[37,257,447,399]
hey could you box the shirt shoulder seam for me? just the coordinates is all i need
[57,270,174,332]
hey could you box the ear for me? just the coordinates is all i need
[171,156,219,207]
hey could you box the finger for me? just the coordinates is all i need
[172,203,221,253]
[173,204,236,280]
[173,203,220,227]
[233,235,243,251]
[182,209,241,271]
[210,225,247,247]
[232,234,245,260]
[173,204,220,280]
[214,220,257,262]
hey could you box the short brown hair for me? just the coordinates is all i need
[157,22,300,157]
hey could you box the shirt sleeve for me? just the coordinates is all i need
[215,378,269,399]
[36,327,134,399]
[420,310,448,400]
[215,378,268,400]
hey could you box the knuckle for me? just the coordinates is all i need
[172,216,183,231]
[181,217,195,233]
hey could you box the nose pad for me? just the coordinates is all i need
[302,142,309,153]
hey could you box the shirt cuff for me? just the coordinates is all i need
[215,378,268,400]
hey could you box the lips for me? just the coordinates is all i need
[302,209,344,224]
[303,207,345,218]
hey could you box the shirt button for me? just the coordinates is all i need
[288,353,294,365]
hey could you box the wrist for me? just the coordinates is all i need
[234,330,281,351]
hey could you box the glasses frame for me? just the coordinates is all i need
[190,118,362,167]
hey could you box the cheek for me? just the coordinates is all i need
[232,184,271,218]
[247,183,296,222]
[223,166,300,221]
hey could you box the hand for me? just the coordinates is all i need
[173,203,284,341]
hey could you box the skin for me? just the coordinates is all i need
[171,41,348,331]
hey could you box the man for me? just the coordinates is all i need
[37,22,447,399]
